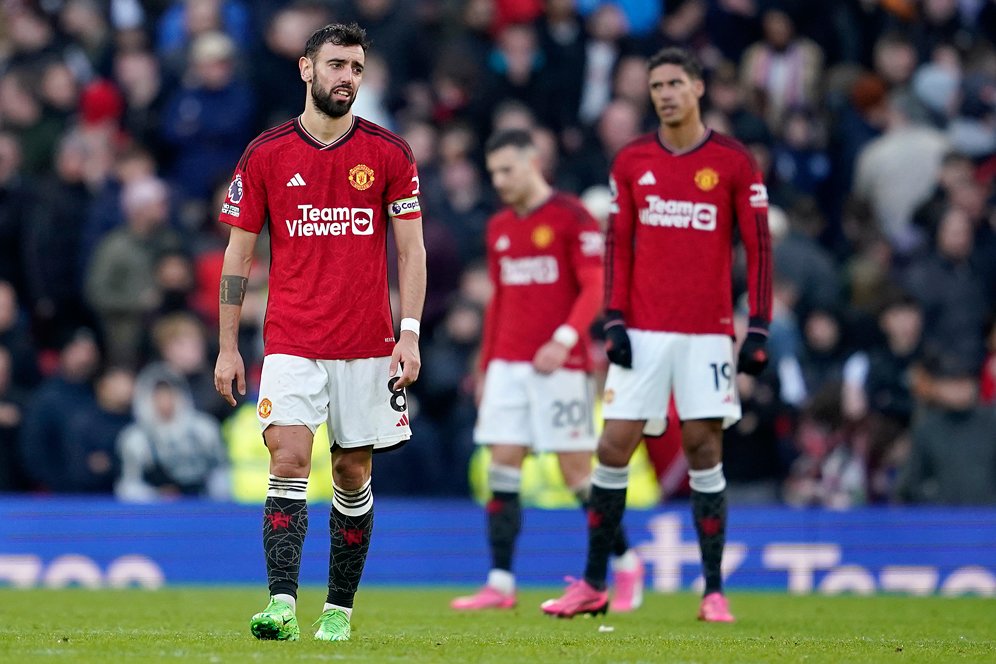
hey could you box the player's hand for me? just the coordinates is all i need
[390,330,421,388]
[533,340,570,375]
[603,310,633,369]
[737,330,769,376]
[214,348,246,407]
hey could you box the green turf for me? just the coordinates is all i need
[0,588,992,663]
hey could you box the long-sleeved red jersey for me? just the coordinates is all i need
[605,129,772,335]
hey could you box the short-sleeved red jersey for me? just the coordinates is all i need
[219,116,421,360]
[480,192,605,372]
[606,129,772,335]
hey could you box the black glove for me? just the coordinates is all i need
[603,310,633,369]
[737,321,770,375]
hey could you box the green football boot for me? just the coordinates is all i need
[249,597,300,641]
[313,607,351,642]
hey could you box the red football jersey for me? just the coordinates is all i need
[480,192,605,372]
[219,116,421,359]
[606,129,772,335]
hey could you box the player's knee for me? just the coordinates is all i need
[596,441,631,467]
[332,457,371,490]
[681,426,722,468]
[269,449,311,478]
[597,425,641,467]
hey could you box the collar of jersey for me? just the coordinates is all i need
[656,127,712,156]
[295,115,358,150]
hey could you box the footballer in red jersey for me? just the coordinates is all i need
[213,23,426,642]
[543,48,772,623]
[452,129,643,614]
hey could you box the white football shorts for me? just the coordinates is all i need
[474,360,597,452]
[256,353,410,451]
[602,330,741,431]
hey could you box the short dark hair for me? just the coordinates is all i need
[305,22,370,60]
[647,47,703,80]
[484,128,534,155]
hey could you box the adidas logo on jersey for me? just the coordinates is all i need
[396,413,409,427]
[286,173,306,187]
[638,171,657,186]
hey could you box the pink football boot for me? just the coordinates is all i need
[698,592,735,622]
[609,558,645,612]
[540,578,609,618]
[450,586,516,611]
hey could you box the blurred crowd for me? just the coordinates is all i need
[1,0,995,506]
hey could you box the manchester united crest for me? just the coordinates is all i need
[532,225,554,248]
[348,164,375,191]
[258,398,272,418]
[694,167,719,191]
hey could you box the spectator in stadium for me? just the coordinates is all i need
[149,250,197,321]
[212,22,426,643]
[535,0,586,133]
[451,129,642,613]
[3,6,60,72]
[739,5,824,127]
[82,145,159,270]
[0,133,29,295]
[113,48,170,157]
[841,295,924,502]
[159,31,255,211]
[21,130,102,352]
[632,0,710,58]
[872,31,919,91]
[894,349,996,505]
[911,151,976,236]
[853,91,949,252]
[38,59,82,127]
[576,3,630,127]
[18,328,100,492]
[255,3,333,128]
[542,47,772,623]
[771,109,832,211]
[772,198,842,321]
[778,307,849,410]
[85,175,182,367]
[116,365,228,502]
[0,346,29,492]
[0,68,64,175]
[148,312,227,423]
[563,96,645,192]
[155,0,252,77]
[63,366,135,494]
[903,206,989,366]
[908,0,970,62]
[431,156,492,265]
[475,22,559,134]
[704,60,766,142]
[339,0,424,89]
[0,281,40,391]
[58,0,116,79]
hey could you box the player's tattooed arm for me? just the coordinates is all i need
[219,274,248,305]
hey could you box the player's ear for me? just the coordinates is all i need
[693,77,705,99]
[299,56,312,83]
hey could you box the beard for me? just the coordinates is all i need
[311,80,355,119]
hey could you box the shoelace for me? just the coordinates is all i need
[314,609,349,631]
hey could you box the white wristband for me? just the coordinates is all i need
[552,324,579,349]
[400,317,420,337]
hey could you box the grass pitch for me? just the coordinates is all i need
[0,587,992,663]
